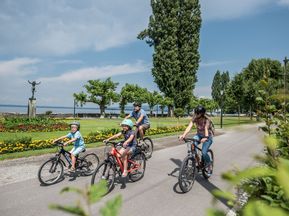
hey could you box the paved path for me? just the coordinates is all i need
[0,124,264,216]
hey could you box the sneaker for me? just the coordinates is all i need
[69,167,75,172]
[122,170,128,177]
[207,164,213,175]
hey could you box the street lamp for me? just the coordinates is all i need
[284,56,289,120]
[73,99,77,118]
[220,90,224,129]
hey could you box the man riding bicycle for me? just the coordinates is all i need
[179,105,213,173]
[125,102,150,141]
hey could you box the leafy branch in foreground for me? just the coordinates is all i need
[50,180,122,216]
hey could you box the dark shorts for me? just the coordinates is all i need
[140,124,150,131]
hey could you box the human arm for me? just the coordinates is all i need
[135,114,144,126]
[53,135,68,143]
[103,132,122,143]
[123,134,135,147]
[200,120,210,143]
[179,120,194,140]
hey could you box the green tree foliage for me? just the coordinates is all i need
[119,84,147,114]
[145,91,162,115]
[211,70,230,107]
[74,78,119,116]
[50,180,122,216]
[138,0,201,109]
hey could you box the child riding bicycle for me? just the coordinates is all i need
[53,121,85,172]
[125,102,150,140]
[179,105,213,173]
[104,119,136,177]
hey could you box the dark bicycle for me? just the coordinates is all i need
[91,141,146,193]
[135,126,153,159]
[38,141,99,185]
[178,137,214,193]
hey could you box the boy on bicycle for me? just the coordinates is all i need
[125,102,150,141]
[53,121,85,172]
[104,119,136,177]
[179,105,213,173]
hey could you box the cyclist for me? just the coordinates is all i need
[179,105,213,173]
[104,119,136,177]
[53,121,85,172]
[125,102,150,141]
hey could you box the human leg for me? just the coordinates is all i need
[201,137,213,164]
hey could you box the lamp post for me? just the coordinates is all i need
[73,99,77,118]
[220,90,224,129]
[284,56,289,120]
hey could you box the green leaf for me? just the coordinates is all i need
[243,200,288,216]
[276,159,289,199]
[49,204,88,216]
[89,180,108,204]
[206,208,226,216]
[60,187,84,196]
[212,189,235,204]
[100,195,122,216]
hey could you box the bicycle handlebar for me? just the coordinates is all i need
[54,140,64,147]
[104,141,123,147]
[181,137,200,143]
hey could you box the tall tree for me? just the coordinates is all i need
[74,78,119,117]
[138,0,201,109]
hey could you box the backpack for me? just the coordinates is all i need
[206,117,215,136]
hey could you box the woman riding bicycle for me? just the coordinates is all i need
[179,105,213,173]
[53,121,85,172]
[104,119,137,177]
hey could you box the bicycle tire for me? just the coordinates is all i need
[129,152,146,182]
[202,149,214,179]
[91,161,115,193]
[178,156,197,193]
[142,137,153,159]
[81,153,99,176]
[38,157,64,185]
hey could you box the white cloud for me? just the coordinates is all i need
[0,0,150,56]
[0,58,40,77]
[40,61,149,83]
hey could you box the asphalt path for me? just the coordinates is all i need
[0,124,264,216]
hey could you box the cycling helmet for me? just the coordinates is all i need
[121,119,134,129]
[194,105,206,115]
[70,121,80,130]
[133,102,142,107]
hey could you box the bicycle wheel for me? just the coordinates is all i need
[142,137,153,159]
[129,152,146,182]
[178,156,196,193]
[38,157,64,185]
[202,149,214,179]
[81,153,100,176]
[91,161,115,193]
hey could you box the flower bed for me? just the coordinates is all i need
[0,125,187,154]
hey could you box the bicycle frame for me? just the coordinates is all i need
[106,142,140,175]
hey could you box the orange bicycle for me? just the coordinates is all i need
[91,141,146,192]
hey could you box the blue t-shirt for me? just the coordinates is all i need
[122,130,137,147]
[66,131,85,148]
[130,109,150,125]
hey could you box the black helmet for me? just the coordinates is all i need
[133,102,142,107]
[194,105,206,115]
[70,121,80,130]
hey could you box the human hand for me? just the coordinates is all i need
[200,138,208,143]
[179,135,185,141]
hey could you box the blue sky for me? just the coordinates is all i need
[0,0,289,107]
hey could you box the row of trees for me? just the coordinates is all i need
[211,58,288,118]
[73,78,218,117]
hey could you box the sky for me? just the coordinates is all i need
[0,0,289,108]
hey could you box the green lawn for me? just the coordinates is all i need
[0,116,256,142]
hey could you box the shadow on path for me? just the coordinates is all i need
[168,158,230,208]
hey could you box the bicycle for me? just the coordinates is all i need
[178,137,214,193]
[91,141,146,193]
[38,141,99,186]
[135,126,153,159]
